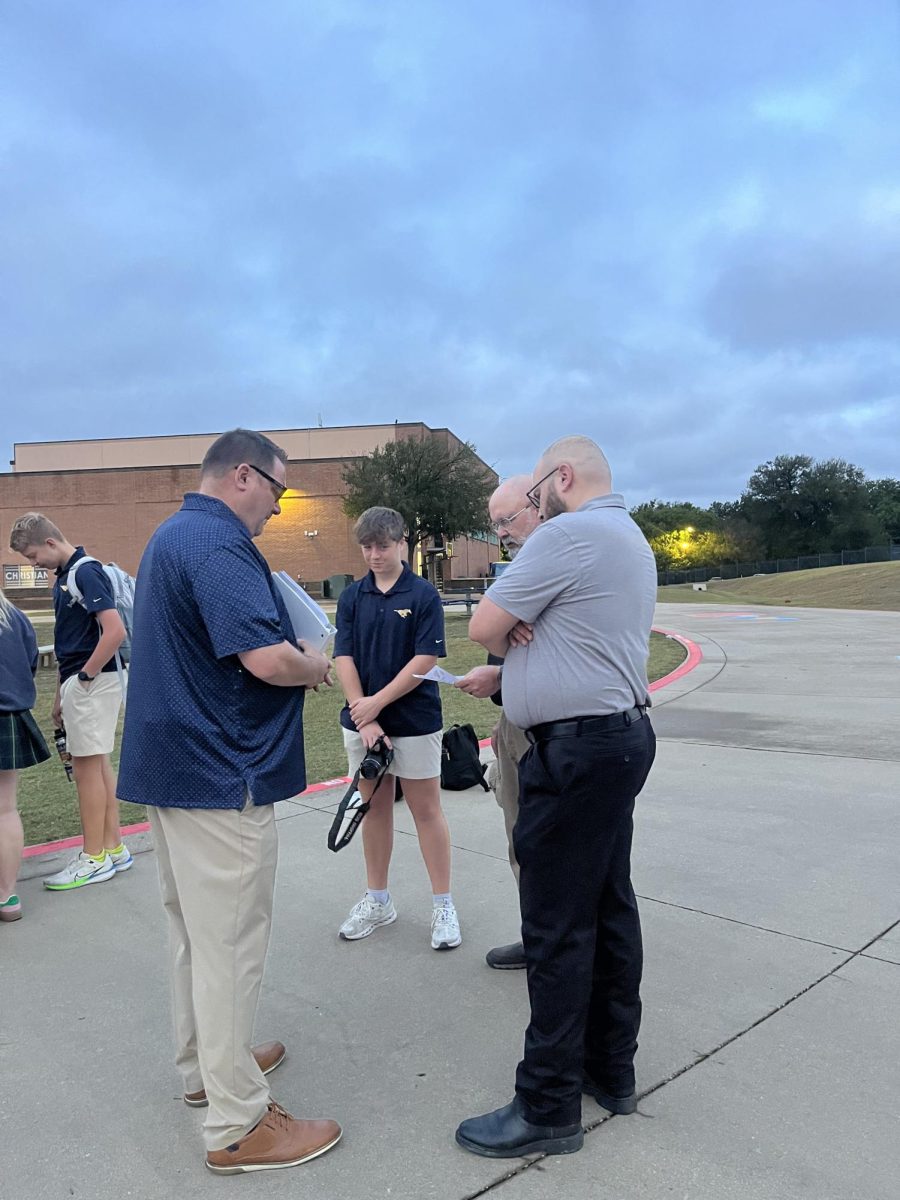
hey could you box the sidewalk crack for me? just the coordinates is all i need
[635,893,857,953]
[457,917,900,1198]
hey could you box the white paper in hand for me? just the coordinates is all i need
[412,666,464,685]
[272,572,337,652]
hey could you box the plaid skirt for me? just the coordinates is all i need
[0,709,51,772]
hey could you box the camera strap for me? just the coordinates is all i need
[327,760,390,852]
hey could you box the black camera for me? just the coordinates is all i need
[359,736,394,780]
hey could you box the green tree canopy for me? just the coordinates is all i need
[866,478,900,541]
[630,500,718,540]
[739,455,881,557]
[342,437,496,561]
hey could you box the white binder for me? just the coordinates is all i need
[271,571,337,651]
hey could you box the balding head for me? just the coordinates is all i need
[489,474,541,557]
[533,435,613,520]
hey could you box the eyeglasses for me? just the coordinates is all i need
[489,505,530,534]
[526,466,560,510]
[246,463,287,501]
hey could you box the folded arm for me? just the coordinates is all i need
[469,596,521,657]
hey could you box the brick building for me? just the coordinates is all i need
[2,423,499,596]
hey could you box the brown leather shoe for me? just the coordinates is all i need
[184,1041,287,1107]
[206,1101,342,1174]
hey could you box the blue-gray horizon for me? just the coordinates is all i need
[3,0,899,507]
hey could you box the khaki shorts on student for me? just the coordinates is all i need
[342,728,442,781]
[60,672,124,757]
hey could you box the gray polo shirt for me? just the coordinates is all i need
[486,493,657,729]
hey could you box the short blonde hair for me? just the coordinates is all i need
[9,512,64,554]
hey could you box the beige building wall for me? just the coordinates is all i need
[10,422,444,473]
[3,424,499,589]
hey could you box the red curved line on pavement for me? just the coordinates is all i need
[648,627,703,692]
[24,629,703,859]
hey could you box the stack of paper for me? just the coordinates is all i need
[412,666,464,685]
[272,571,337,651]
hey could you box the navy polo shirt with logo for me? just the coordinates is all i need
[53,547,118,683]
[335,562,446,737]
[117,493,306,810]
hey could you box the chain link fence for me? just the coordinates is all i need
[658,543,900,587]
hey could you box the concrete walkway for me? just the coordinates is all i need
[2,602,898,1199]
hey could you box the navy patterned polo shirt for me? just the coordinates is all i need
[334,561,446,737]
[118,494,306,809]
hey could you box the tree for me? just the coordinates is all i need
[866,478,900,541]
[649,528,744,572]
[707,501,766,562]
[342,436,496,563]
[630,500,718,540]
[738,455,880,557]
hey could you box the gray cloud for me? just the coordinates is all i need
[2,0,899,508]
[703,231,900,351]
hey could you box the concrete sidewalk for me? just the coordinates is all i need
[1,603,898,1199]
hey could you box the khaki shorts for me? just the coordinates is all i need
[342,728,442,781]
[60,671,124,757]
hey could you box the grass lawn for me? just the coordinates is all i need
[657,560,900,611]
[18,617,683,846]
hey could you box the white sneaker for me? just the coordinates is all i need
[431,902,462,951]
[108,844,134,873]
[339,895,398,941]
[43,851,116,891]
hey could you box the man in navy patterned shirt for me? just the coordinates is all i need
[118,429,342,1175]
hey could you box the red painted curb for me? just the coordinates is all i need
[21,772,359,859]
[23,628,702,860]
[648,628,703,692]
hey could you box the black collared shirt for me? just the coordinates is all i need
[334,561,446,736]
[53,546,118,683]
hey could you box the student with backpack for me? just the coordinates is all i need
[333,506,461,951]
[9,512,133,890]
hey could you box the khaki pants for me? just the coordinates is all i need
[150,798,277,1151]
[488,711,530,884]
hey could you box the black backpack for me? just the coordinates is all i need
[440,724,490,792]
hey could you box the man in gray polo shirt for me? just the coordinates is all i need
[456,435,657,1159]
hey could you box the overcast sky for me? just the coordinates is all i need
[3,1,899,505]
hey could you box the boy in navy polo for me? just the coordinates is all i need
[334,507,461,951]
[9,512,131,890]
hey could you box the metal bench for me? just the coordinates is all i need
[440,590,483,617]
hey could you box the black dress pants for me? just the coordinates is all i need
[513,715,656,1125]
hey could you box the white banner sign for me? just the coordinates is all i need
[3,564,50,588]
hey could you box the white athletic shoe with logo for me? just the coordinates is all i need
[43,851,116,891]
[431,902,462,951]
[339,895,398,940]
[108,844,134,872]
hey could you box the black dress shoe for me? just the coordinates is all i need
[485,941,527,970]
[582,1077,637,1114]
[455,1098,583,1158]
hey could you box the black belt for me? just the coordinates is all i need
[526,706,645,744]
